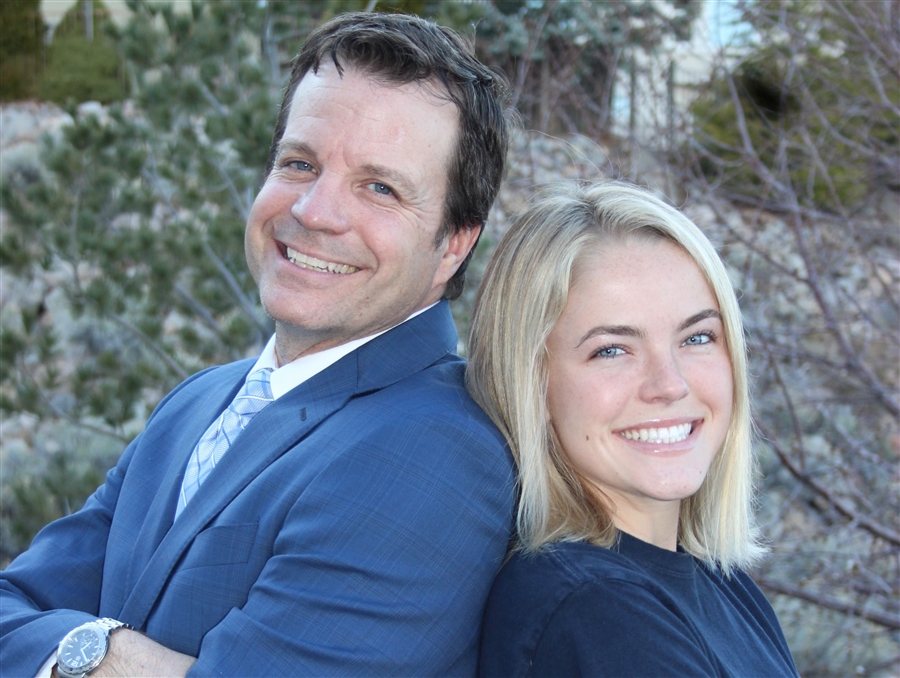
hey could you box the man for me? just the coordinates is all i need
[0,13,514,677]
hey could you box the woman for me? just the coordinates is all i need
[468,182,798,677]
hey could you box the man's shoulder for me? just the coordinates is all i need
[344,354,506,451]
[375,352,467,404]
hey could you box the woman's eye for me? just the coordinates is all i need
[594,346,625,359]
[684,332,713,346]
[368,182,393,196]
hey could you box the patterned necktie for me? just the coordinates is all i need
[176,368,274,519]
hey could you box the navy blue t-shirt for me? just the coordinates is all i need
[479,532,798,677]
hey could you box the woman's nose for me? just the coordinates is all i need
[639,351,690,403]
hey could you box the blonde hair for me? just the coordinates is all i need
[467,181,764,573]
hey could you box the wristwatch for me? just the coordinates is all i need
[55,618,131,678]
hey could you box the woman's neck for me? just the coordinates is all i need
[610,500,681,551]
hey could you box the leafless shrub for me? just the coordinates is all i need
[669,1,899,674]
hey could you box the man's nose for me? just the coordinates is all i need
[290,173,352,234]
[638,351,690,403]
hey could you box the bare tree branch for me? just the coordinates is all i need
[756,577,900,631]
[755,419,900,547]
[510,0,560,111]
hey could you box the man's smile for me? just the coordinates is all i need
[284,245,359,274]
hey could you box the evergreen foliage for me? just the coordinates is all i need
[439,0,700,137]
[0,452,106,563]
[0,0,45,101]
[37,0,126,104]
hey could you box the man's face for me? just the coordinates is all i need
[245,65,476,363]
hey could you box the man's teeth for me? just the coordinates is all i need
[620,423,692,444]
[286,247,358,274]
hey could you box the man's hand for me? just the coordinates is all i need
[92,629,195,678]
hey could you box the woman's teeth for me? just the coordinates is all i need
[620,423,692,444]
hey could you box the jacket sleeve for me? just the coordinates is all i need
[188,406,515,677]
[0,367,214,678]
[0,440,135,678]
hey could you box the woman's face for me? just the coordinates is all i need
[546,237,733,543]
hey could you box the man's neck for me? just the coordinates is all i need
[272,302,440,367]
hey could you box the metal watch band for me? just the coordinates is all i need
[56,618,133,678]
[95,617,130,633]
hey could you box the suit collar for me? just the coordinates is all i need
[354,299,458,392]
[259,301,445,399]
[182,300,459,521]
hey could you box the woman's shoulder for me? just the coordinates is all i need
[493,534,695,596]
[498,540,644,591]
[479,538,799,678]
[479,541,717,677]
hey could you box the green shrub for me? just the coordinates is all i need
[0,451,107,565]
[37,0,126,104]
[0,0,45,101]
[37,35,126,104]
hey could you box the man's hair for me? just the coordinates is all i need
[467,181,765,575]
[266,12,511,300]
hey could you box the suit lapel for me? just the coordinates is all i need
[122,361,254,596]
[118,302,458,627]
[119,356,361,626]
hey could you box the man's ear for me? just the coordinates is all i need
[433,224,482,287]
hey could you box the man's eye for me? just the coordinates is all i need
[287,160,314,172]
[368,182,393,196]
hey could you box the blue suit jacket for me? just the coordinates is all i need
[0,302,515,676]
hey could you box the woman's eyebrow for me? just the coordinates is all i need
[576,325,644,348]
[678,309,722,332]
[575,309,722,348]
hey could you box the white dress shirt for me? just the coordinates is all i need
[252,302,436,398]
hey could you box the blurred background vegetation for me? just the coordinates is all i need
[1,0,897,675]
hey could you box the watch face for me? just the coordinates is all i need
[59,626,106,672]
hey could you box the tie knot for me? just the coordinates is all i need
[246,367,273,396]
[231,368,274,415]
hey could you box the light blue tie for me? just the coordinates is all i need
[176,368,274,519]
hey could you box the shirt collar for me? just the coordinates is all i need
[249,302,438,400]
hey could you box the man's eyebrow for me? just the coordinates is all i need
[360,163,417,197]
[678,309,722,332]
[274,140,317,161]
[576,325,645,348]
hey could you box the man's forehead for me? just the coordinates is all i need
[290,63,457,120]
[280,65,459,168]
[275,64,459,204]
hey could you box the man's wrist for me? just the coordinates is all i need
[36,651,57,678]
[56,619,131,678]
